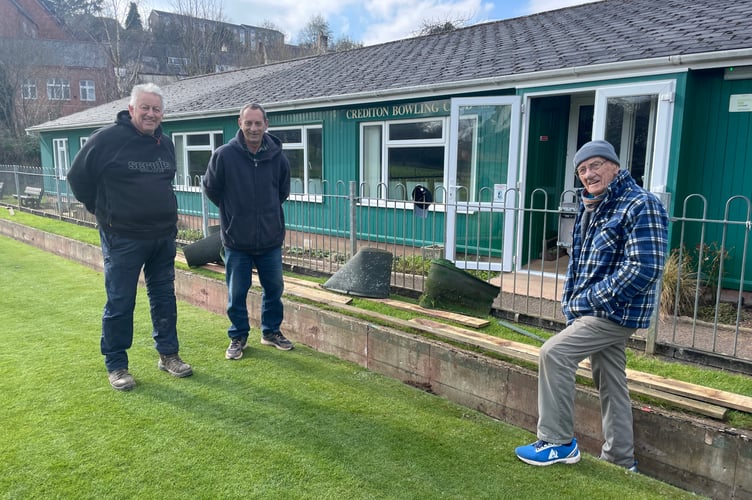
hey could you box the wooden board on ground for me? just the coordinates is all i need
[410,317,539,363]
[578,359,751,414]
[284,281,352,305]
[376,298,490,328]
[625,367,752,414]
[175,254,350,305]
[626,386,728,420]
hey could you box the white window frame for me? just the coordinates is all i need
[79,80,96,102]
[47,78,70,100]
[592,80,675,193]
[358,117,448,210]
[172,131,224,190]
[22,79,37,100]
[168,56,189,67]
[269,125,323,201]
[53,138,69,179]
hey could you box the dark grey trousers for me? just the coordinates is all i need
[537,315,636,467]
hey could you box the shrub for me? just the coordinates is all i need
[660,244,729,318]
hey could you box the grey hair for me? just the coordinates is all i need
[239,102,268,121]
[130,83,166,111]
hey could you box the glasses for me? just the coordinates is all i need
[576,159,608,176]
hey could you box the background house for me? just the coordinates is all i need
[0,0,114,134]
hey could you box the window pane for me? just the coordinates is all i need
[187,134,210,146]
[80,80,95,101]
[174,135,185,183]
[284,149,304,193]
[388,146,444,200]
[187,150,212,185]
[275,129,302,143]
[605,95,656,187]
[362,125,382,197]
[389,120,442,140]
[307,128,323,194]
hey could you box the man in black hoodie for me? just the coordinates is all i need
[203,103,292,360]
[68,83,192,391]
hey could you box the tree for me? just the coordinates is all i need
[330,36,363,52]
[297,14,332,52]
[41,0,103,22]
[124,2,142,31]
[160,0,234,75]
[416,15,469,36]
[71,0,150,99]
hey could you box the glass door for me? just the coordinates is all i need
[445,96,521,271]
[593,81,675,192]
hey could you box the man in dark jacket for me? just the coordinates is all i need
[203,103,293,360]
[68,83,192,391]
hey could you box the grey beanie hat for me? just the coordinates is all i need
[573,140,620,167]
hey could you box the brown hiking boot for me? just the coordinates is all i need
[108,368,136,391]
[158,353,193,378]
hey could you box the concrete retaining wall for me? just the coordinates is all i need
[1,218,749,499]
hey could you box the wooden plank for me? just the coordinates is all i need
[578,359,752,413]
[413,318,730,419]
[624,368,752,414]
[376,298,490,328]
[175,254,350,304]
[284,281,352,305]
[626,386,728,420]
[410,318,540,364]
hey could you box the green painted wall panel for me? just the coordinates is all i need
[676,69,752,290]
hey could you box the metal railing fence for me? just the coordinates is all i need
[1,164,750,366]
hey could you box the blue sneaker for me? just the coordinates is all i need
[627,461,638,473]
[515,439,581,466]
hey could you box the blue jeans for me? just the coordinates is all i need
[99,229,179,372]
[223,246,284,339]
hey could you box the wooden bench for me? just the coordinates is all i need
[13,186,44,208]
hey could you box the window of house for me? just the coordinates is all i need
[22,79,37,100]
[270,125,323,197]
[53,139,69,179]
[47,78,71,100]
[168,57,189,67]
[360,118,447,202]
[173,131,224,189]
[79,80,96,102]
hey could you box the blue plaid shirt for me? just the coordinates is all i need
[562,169,669,328]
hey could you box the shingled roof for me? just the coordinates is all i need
[29,0,752,132]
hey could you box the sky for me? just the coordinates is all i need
[141,0,601,47]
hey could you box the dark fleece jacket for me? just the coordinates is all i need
[202,129,290,253]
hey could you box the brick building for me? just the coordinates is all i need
[0,0,114,131]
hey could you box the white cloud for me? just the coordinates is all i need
[524,0,601,15]
[360,0,485,45]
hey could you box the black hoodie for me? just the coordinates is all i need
[203,129,290,253]
[68,110,178,239]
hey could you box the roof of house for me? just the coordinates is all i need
[29,0,752,132]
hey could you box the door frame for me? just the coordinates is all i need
[593,80,676,192]
[445,96,522,271]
